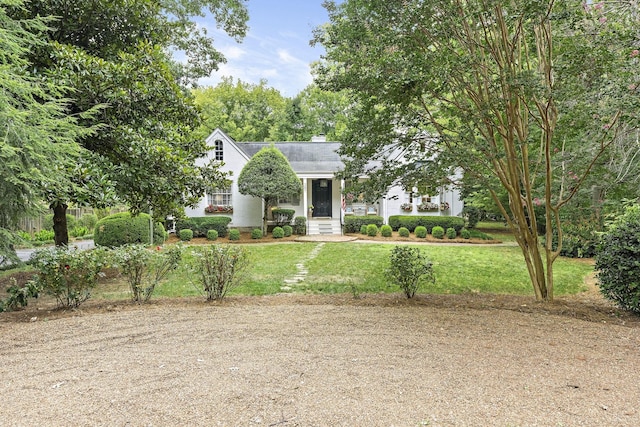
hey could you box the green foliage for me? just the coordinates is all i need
[0,278,41,313]
[388,216,465,233]
[386,246,435,298]
[446,228,457,239]
[595,205,640,313]
[272,227,285,238]
[251,228,263,239]
[272,208,296,226]
[228,229,240,241]
[415,226,427,238]
[179,229,193,242]
[461,229,471,239]
[545,221,600,259]
[29,246,109,308]
[467,229,493,240]
[94,212,165,247]
[189,245,249,301]
[432,226,445,239]
[113,244,182,303]
[398,227,410,238]
[206,229,218,241]
[238,145,302,232]
[33,229,55,242]
[78,214,98,230]
[176,216,232,238]
[360,224,368,235]
[293,216,307,235]
[344,215,384,233]
[366,224,378,237]
[70,226,89,238]
[283,225,293,237]
[461,205,483,229]
[380,224,392,237]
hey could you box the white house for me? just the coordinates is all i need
[184,129,463,234]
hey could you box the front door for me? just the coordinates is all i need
[312,179,332,217]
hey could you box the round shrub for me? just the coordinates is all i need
[360,224,368,235]
[595,205,640,313]
[207,229,218,241]
[294,216,307,235]
[446,227,457,239]
[283,225,293,237]
[461,229,471,239]
[432,226,445,239]
[380,225,393,237]
[272,226,285,238]
[179,229,193,241]
[366,223,378,237]
[94,212,165,247]
[228,229,240,241]
[398,227,410,238]
[415,226,427,238]
[251,228,263,239]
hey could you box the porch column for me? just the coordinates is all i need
[302,178,309,231]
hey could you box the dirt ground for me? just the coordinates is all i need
[1,280,640,426]
[2,235,640,426]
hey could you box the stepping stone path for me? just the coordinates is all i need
[281,243,324,291]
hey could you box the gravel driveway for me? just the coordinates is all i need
[1,292,639,427]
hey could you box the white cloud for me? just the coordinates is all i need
[221,45,246,60]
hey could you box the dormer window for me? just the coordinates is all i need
[214,139,223,161]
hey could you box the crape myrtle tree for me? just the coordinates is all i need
[237,146,302,233]
[314,0,640,301]
[0,0,98,264]
[9,0,248,246]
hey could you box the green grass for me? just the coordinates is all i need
[300,243,591,296]
[18,241,594,302]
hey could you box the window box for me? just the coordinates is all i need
[205,204,233,214]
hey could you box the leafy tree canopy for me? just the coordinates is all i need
[0,0,97,264]
[314,0,640,300]
[237,145,302,232]
[8,0,248,245]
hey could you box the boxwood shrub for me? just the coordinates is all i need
[360,224,368,235]
[432,226,445,239]
[446,227,457,239]
[175,216,232,238]
[251,228,263,239]
[388,215,464,233]
[366,223,378,237]
[595,205,640,313]
[179,229,193,241]
[228,229,240,241]
[398,227,410,237]
[94,212,165,247]
[207,229,218,241]
[272,226,285,238]
[282,225,293,237]
[293,216,307,235]
[415,226,427,238]
[344,215,384,233]
[380,224,393,237]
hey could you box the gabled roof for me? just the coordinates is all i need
[236,142,344,174]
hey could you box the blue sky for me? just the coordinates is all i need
[196,1,332,97]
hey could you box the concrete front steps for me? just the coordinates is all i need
[307,218,342,235]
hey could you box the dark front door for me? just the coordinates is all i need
[312,179,332,217]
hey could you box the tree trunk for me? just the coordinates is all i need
[52,202,69,247]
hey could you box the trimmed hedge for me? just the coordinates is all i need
[272,226,285,238]
[228,229,240,241]
[251,228,263,239]
[388,215,464,233]
[380,225,393,237]
[283,225,293,237]
[94,212,165,247]
[293,216,307,235]
[272,208,295,226]
[398,227,410,237]
[175,216,232,238]
[207,229,218,240]
[344,215,384,233]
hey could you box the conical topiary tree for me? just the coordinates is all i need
[238,145,302,233]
